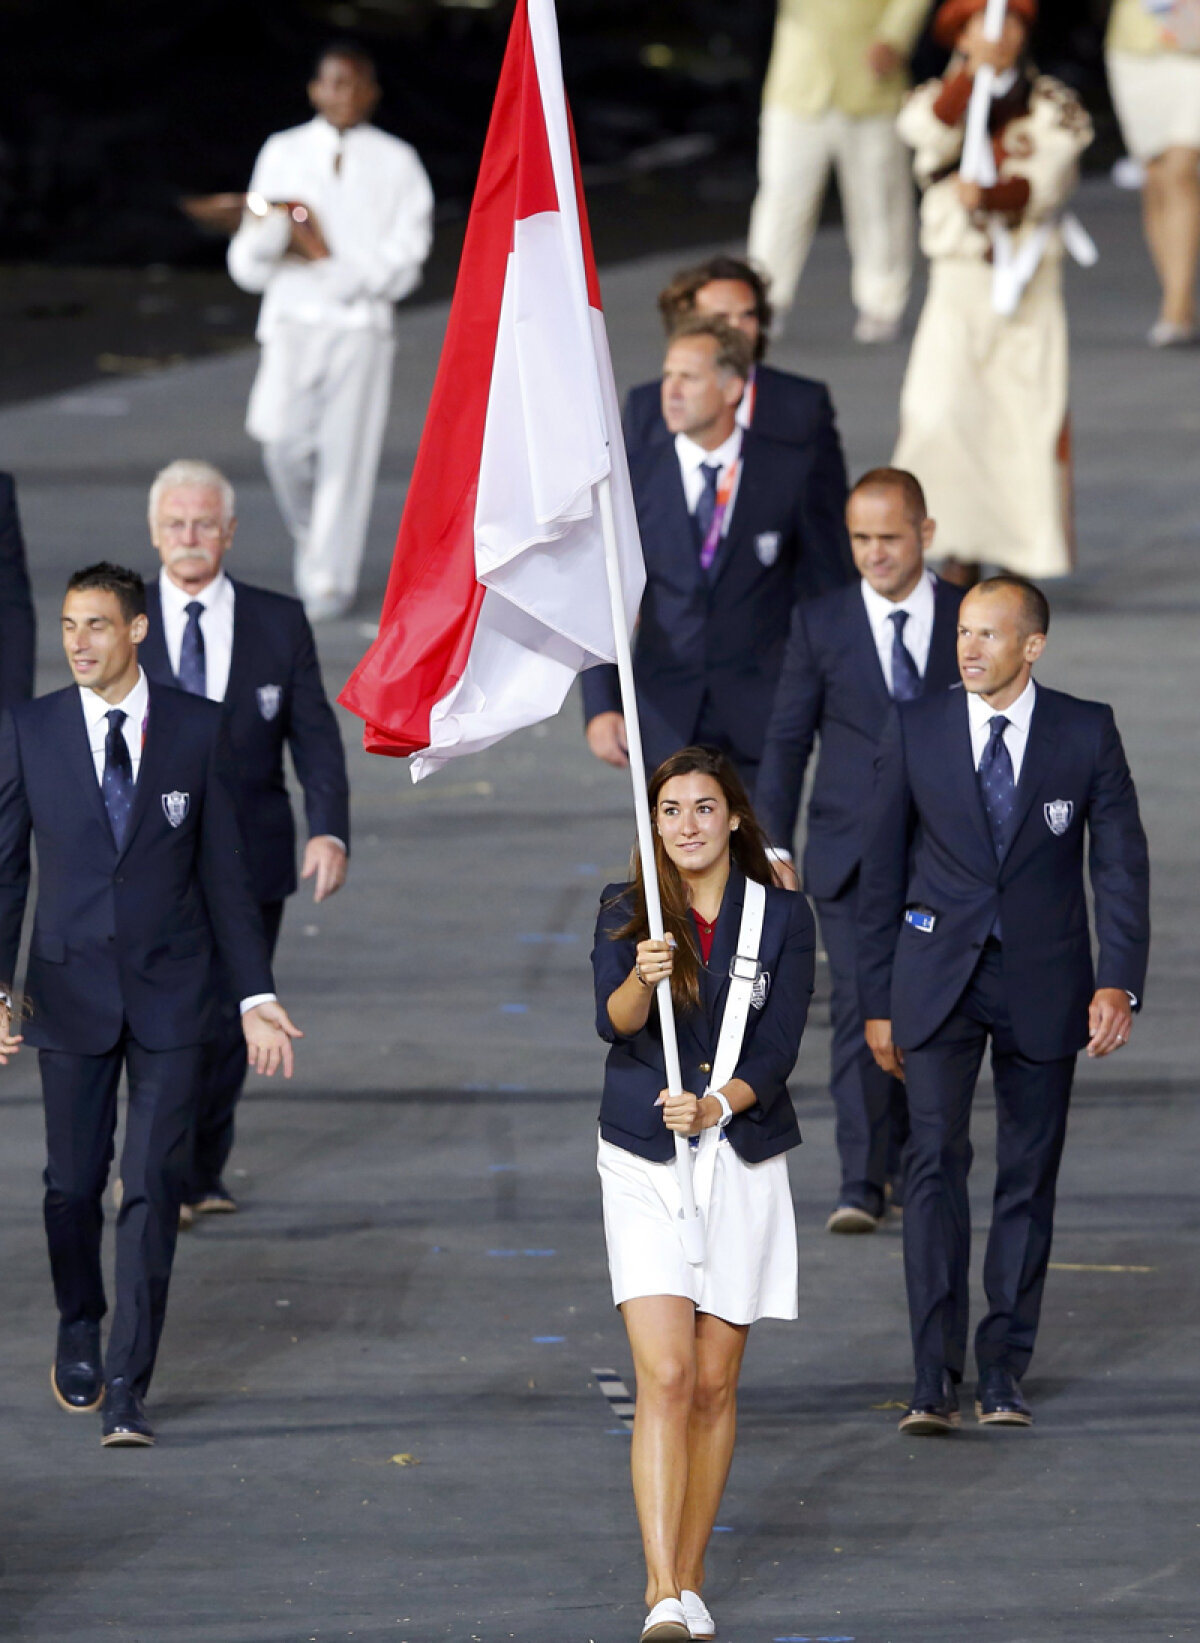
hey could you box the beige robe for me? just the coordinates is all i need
[892,76,1093,578]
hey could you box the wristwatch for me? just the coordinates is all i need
[709,1089,734,1129]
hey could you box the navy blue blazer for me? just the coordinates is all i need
[0,680,275,1055]
[140,577,350,905]
[756,576,964,898]
[581,431,856,770]
[856,684,1151,1062]
[623,363,849,523]
[0,474,36,712]
[592,868,815,1164]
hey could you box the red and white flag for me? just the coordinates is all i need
[339,0,644,778]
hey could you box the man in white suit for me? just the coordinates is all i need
[228,43,433,621]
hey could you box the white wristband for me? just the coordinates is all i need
[709,1089,734,1129]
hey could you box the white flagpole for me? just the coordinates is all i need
[596,472,705,1265]
[960,0,1010,186]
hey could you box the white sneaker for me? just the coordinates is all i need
[641,1597,690,1641]
[1148,319,1197,349]
[853,312,902,345]
[681,1588,716,1639]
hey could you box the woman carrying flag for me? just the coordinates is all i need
[892,0,1093,586]
[591,747,814,1642]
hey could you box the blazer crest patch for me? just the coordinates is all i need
[754,531,781,568]
[257,684,283,722]
[162,791,190,828]
[750,970,771,1011]
[1044,799,1073,836]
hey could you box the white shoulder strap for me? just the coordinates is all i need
[706,878,767,1097]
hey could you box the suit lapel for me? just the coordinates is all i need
[849,587,892,708]
[60,689,115,842]
[1004,691,1059,865]
[925,578,963,692]
[225,578,253,703]
[140,582,175,684]
[947,691,998,864]
[708,439,755,589]
[649,445,702,589]
[117,681,169,861]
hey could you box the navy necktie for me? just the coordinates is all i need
[178,600,206,696]
[978,714,1016,857]
[103,709,135,848]
[888,609,922,702]
[693,463,721,559]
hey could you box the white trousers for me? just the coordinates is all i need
[747,106,914,323]
[246,322,394,608]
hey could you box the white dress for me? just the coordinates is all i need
[598,1129,799,1326]
[892,75,1093,579]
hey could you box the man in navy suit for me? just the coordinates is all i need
[139,460,350,1217]
[0,472,37,710]
[583,316,855,783]
[0,563,303,1446]
[857,576,1150,1433]
[757,468,963,1234]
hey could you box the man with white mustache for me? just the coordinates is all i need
[140,460,350,1219]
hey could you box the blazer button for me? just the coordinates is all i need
[698,1062,712,1074]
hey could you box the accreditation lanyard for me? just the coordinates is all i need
[699,459,741,572]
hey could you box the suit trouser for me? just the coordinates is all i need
[41,1034,203,1396]
[815,879,907,1217]
[747,106,914,323]
[187,899,285,1200]
[247,322,394,608]
[901,946,1075,1382]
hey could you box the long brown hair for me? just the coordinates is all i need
[610,747,775,1014]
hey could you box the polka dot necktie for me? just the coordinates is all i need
[978,714,1016,857]
[103,709,135,849]
[694,463,722,569]
[889,609,922,702]
[177,600,207,696]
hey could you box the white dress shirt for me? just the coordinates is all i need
[227,116,434,341]
[159,570,235,702]
[966,677,1037,782]
[80,667,150,782]
[861,570,936,695]
[674,425,744,532]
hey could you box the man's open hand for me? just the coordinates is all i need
[301,836,348,903]
[243,1000,303,1078]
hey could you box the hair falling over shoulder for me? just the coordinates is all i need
[608,746,776,1014]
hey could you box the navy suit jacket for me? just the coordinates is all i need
[141,577,350,905]
[581,431,856,770]
[756,576,964,898]
[856,684,1151,1062]
[0,680,275,1055]
[0,474,36,711]
[592,868,815,1164]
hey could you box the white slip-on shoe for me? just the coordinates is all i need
[641,1596,690,1641]
[681,1588,716,1639]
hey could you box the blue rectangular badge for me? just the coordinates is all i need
[905,908,937,934]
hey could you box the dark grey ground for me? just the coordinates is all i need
[0,177,1197,1643]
